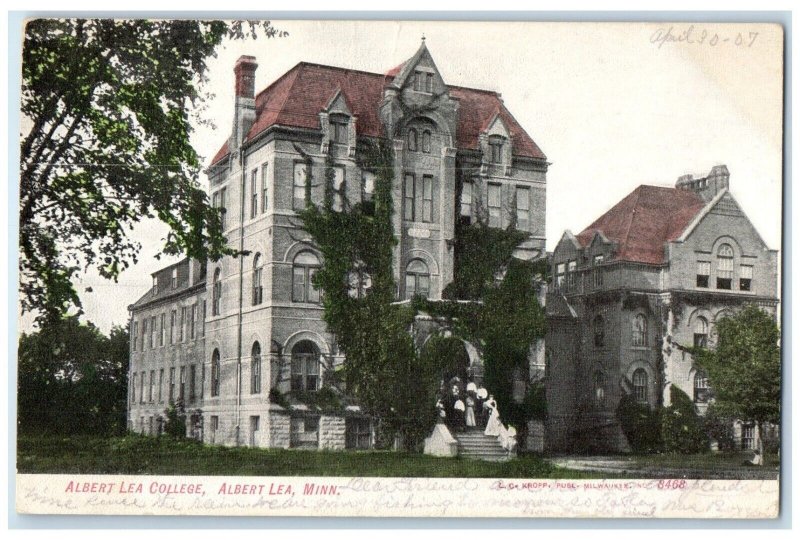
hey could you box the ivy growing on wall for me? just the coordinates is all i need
[299,137,547,450]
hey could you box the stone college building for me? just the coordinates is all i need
[546,165,779,453]
[127,41,548,449]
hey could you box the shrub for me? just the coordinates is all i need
[661,386,709,454]
[701,404,736,452]
[163,403,186,439]
[616,393,663,454]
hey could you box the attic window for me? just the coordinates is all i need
[413,70,433,93]
[489,135,505,164]
[152,276,158,295]
[171,267,178,289]
[330,114,349,144]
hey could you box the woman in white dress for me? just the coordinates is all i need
[464,395,476,428]
[484,396,502,437]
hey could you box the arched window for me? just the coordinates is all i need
[407,128,418,152]
[593,371,606,407]
[211,349,221,397]
[252,253,263,306]
[632,314,647,347]
[716,243,734,290]
[422,129,432,153]
[405,259,430,300]
[632,368,648,404]
[694,371,709,403]
[212,268,222,316]
[292,251,321,303]
[250,341,261,394]
[291,340,320,392]
[593,315,605,348]
[694,316,709,348]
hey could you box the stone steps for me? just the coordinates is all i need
[454,430,511,461]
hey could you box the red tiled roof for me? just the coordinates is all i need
[576,185,707,265]
[209,62,546,166]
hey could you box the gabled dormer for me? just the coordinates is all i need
[380,39,458,145]
[319,88,357,157]
[479,112,513,175]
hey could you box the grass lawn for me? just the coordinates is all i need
[628,451,780,470]
[17,434,615,478]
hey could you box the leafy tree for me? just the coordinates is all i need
[20,18,286,325]
[695,304,781,458]
[18,316,129,435]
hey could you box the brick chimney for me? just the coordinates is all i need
[230,55,258,150]
[675,164,730,202]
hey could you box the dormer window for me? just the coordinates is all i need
[171,267,178,289]
[413,70,433,93]
[152,276,158,295]
[330,114,349,144]
[489,135,505,164]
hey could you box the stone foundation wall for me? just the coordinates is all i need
[268,409,291,449]
[319,415,346,450]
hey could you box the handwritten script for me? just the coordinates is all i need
[650,25,759,49]
[16,474,779,518]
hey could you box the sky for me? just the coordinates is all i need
[17,20,784,334]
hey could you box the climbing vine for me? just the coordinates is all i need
[299,136,547,450]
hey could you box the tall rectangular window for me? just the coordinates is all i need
[170,310,176,344]
[460,181,473,223]
[421,175,433,222]
[149,316,156,349]
[593,255,604,288]
[567,260,577,288]
[361,171,375,203]
[201,364,205,399]
[131,373,136,403]
[403,173,415,221]
[201,301,206,337]
[331,117,348,143]
[140,319,147,351]
[250,168,259,218]
[555,263,566,289]
[515,186,530,231]
[159,313,166,346]
[210,416,219,444]
[189,364,196,402]
[169,367,175,403]
[171,267,178,288]
[148,370,155,402]
[332,166,346,211]
[139,371,145,404]
[158,369,164,402]
[179,307,186,342]
[740,265,753,291]
[219,187,227,230]
[190,304,196,340]
[261,164,269,214]
[179,366,186,401]
[293,162,309,210]
[697,261,710,288]
[488,183,502,228]
[132,321,138,351]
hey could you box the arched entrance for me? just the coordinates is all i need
[422,335,485,431]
